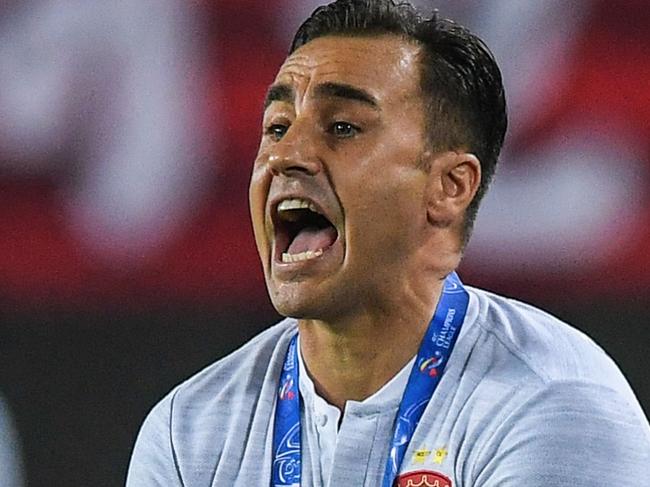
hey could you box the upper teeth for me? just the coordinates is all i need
[278,198,319,214]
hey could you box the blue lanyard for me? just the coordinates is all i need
[271,272,470,487]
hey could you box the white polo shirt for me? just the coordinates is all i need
[127,286,650,486]
[297,339,415,484]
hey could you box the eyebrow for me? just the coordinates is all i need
[314,82,379,110]
[263,84,294,110]
[263,81,379,111]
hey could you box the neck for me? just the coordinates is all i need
[297,279,444,411]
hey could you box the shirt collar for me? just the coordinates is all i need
[297,336,415,417]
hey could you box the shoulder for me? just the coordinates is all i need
[455,288,650,485]
[127,318,297,486]
[467,286,634,393]
[468,379,650,486]
[166,317,297,438]
[172,318,297,407]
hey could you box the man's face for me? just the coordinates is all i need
[250,35,432,320]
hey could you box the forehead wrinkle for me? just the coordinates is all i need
[271,62,315,111]
[312,81,380,111]
[272,36,423,111]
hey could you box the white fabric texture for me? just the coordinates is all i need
[297,338,415,484]
[126,286,650,486]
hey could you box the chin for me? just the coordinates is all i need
[267,282,336,320]
[269,291,316,319]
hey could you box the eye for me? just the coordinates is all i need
[265,123,289,141]
[330,121,359,138]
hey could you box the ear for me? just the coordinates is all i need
[424,151,481,228]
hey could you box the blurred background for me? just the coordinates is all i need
[0,0,648,485]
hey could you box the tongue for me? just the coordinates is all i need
[287,225,337,255]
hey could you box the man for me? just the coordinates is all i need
[127,1,650,485]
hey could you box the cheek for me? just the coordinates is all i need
[342,167,427,248]
[248,161,272,253]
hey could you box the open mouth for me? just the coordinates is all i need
[273,198,338,263]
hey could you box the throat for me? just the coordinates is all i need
[298,318,428,411]
[307,348,413,411]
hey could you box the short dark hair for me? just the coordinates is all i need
[290,0,507,244]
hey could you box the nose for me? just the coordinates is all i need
[266,122,321,177]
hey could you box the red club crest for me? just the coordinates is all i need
[395,470,452,487]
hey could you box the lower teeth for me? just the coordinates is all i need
[282,249,324,263]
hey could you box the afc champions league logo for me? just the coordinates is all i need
[418,351,444,377]
[279,338,297,401]
[279,375,295,401]
[395,470,452,487]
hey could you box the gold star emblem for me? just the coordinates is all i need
[433,447,448,464]
[412,449,431,464]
